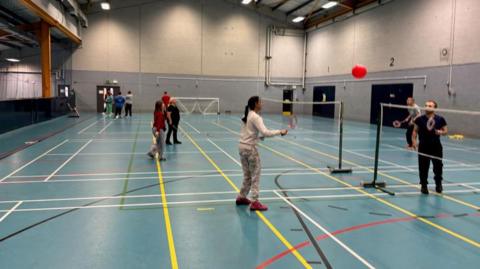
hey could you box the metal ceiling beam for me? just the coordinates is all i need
[0,5,30,25]
[272,0,291,11]
[305,0,377,28]
[286,0,315,15]
[0,40,22,50]
[18,0,81,45]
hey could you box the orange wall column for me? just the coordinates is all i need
[39,20,51,97]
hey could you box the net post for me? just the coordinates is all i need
[329,101,352,173]
[362,103,394,195]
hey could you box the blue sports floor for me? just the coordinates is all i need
[0,113,479,268]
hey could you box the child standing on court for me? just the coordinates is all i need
[148,101,167,161]
[105,92,113,117]
[236,96,287,211]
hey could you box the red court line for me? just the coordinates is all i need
[257,212,480,269]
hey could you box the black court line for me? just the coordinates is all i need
[274,171,332,269]
[0,174,201,243]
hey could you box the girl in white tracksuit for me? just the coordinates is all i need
[235,96,287,211]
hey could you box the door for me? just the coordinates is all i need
[313,86,335,118]
[97,86,120,113]
[370,84,413,125]
[282,89,293,116]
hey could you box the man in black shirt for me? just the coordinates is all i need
[412,100,448,194]
[166,98,181,145]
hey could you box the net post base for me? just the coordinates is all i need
[328,166,352,174]
[362,181,386,188]
[362,181,395,196]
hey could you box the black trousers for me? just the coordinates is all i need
[166,122,179,143]
[418,144,443,186]
[405,124,414,147]
[114,106,122,117]
[125,104,132,117]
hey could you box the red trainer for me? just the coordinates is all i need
[250,200,268,211]
[235,196,251,206]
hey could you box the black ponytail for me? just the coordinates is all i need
[241,96,260,123]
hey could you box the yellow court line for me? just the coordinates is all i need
[152,136,179,269]
[283,138,480,211]
[180,126,312,269]
[213,122,480,248]
[217,119,480,211]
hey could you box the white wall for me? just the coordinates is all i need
[72,0,304,79]
[306,0,480,77]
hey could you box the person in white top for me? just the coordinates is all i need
[393,97,421,149]
[124,91,133,117]
[236,96,288,211]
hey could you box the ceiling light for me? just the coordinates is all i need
[241,0,253,5]
[5,58,20,62]
[322,1,338,9]
[100,2,110,10]
[292,16,305,23]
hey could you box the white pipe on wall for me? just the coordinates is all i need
[265,26,304,87]
[307,75,428,89]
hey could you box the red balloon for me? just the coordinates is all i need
[352,64,367,79]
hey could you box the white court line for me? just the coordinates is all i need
[207,138,241,166]
[0,140,69,183]
[183,120,201,134]
[383,143,476,167]
[77,120,99,134]
[273,190,376,269]
[3,167,480,185]
[7,166,329,178]
[306,138,416,172]
[97,121,114,134]
[5,163,478,181]
[43,140,93,182]
[0,201,23,222]
[2,188,478,214]
[2,184,479,205]
[47,150,221,156]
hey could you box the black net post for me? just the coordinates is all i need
[329,101,352,174]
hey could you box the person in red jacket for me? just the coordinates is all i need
[162,91,170,112]
[147,101,166,161]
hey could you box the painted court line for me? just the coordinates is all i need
[180,127,312,268]
[44,140,93,182]
[1,188,477,207]
[207,138,241,166]
[1,188,479,214]
[152,134,179,268]
[183,120,201,134]
[0,140,69,183]
[47,150,221,156]
[213,121,480,248]
[0,201,23,223]
[307,138,416,172]
[273,190,375,269]
[98,121,114,134]
[77,120,99,134]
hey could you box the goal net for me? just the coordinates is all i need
[175,97,220,115]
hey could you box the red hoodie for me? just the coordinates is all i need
[153,111,165,132]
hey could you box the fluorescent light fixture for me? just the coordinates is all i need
[292,16,305,23]
[100,2,110,10]
[241,0,253,5]
[5,58,20,62]
[322,1,338,9]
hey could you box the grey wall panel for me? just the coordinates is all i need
[305,63,480,135]
[71,70,295,113]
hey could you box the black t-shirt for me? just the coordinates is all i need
[414,114,447,146]
[167,105,180,124]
